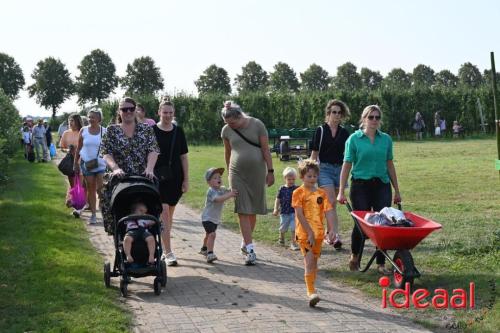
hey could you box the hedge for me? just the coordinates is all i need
[0,89,22,180]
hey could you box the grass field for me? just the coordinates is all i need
[183,138,499,333]
[0,156,131,332]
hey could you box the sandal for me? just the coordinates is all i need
[349,254,359,271]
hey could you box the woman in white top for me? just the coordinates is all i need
[74,108,107,224]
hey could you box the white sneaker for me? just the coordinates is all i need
[240,247,248,255]
[162,252,178,266]
[290,243,300,251]
[199,248,208,256]
[309,293,320,307]
[206,253,217,263]
[245,250,256,265]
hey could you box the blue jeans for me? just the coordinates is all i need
[279,213,295,233]
[350,178,391,265]
[318,162,342,188]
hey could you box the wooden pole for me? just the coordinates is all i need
[490,52,500,178]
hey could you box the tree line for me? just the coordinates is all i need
[1,50,498,141]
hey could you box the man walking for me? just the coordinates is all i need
[32,118,48,162]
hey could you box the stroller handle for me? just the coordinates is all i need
[111,174,159,186]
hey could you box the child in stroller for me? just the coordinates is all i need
[124,200,156,266]
[104,175,166,296]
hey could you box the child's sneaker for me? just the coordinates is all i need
[199,247,208,256]
[206,253,217,263]
[333,234,342,250]
[277,238,285,246]
[308,293,321,307]
[290,243,300,251]
[240,246,248,255]
[245,250,256,265]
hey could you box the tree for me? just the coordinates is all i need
[300,64,330,91]
[235,61,269,93]
[76,49,118,104]
[435,70,458,88]
[194,64,231,95]
[0,53,25,99]
[483,69,500,88]
[120,56,164,96]
[332,62,362,91]
[412,64,435,88]
[28,57,74,119]
[382,68,412,90]
[458,62,483,88]
[360,67,383,90]
[269,62,300,92]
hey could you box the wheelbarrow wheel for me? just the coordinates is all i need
[392,250,415,289]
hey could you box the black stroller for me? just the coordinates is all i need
[103,176,167,297]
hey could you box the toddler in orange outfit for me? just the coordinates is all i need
[292,159,335,307]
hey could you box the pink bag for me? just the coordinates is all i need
[70,176,86,210]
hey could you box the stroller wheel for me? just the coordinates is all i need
[153,277,162,295]
[120,279,128,297]
[392,250,415,289]
[104,262,111,288]
[160,260,167,287]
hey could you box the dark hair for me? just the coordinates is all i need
[136,103,144,112]
[130,199,147,214]
[68,113,83,131]
[116,97,137,124]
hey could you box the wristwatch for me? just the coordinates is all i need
[267,169,274,173]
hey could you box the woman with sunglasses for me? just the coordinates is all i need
[99,97,160,234]
[337,105,401,275]
[310,99,350,250]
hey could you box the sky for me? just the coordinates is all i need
[1,0,499,116]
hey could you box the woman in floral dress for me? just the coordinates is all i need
[100,97,159,234]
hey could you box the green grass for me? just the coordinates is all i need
[184,138,499,333]
[0,155,131,332]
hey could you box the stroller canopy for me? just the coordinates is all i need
[110,176,162,221]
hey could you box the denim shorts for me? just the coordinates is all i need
[80,160,105,177]
[279,213,295,232]
[318,162,342,188]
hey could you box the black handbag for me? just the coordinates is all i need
[154,125,176,182]
[58,152,75,176]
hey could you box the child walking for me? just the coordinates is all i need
[292,159,335,307]
[273,167,299,250]
[200,167,238,263]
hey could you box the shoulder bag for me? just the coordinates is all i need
[232,128,261,148]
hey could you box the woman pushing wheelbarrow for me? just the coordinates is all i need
[337,105,441,288]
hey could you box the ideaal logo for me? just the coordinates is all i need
[379,276,475,309]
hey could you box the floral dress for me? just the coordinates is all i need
[100,123,160,234]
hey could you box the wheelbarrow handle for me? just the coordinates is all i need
[343,200,402,212]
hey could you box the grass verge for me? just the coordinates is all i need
[184,138,499,333]
[0,154,131,332]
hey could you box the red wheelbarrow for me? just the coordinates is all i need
[346,203,442,288]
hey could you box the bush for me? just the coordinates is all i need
[0,89,21,179]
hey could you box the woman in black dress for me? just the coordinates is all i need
[153,97,189,266]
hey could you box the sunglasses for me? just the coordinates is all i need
[120,107,136,113]
[330,111,342,115]
[368,115,381,120]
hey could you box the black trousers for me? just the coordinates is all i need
[350,178,391,265]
